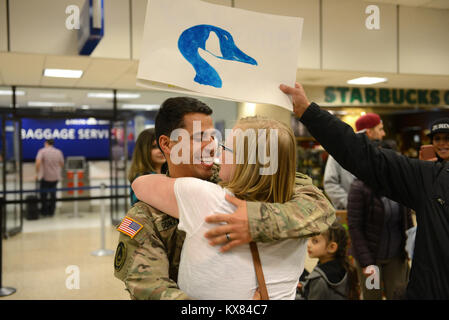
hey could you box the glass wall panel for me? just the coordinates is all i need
[1,116,22,236]
[15,87,114,219]
[15,87,114,117]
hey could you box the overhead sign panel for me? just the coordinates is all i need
[21,118,111,161]
[78,0,104,55]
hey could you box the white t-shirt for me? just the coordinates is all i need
[174,177,307,300]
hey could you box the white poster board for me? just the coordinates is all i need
[137,0,303,111]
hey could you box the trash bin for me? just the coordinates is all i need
[60,156,91,214]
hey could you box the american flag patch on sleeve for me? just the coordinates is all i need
[117,216,143,238]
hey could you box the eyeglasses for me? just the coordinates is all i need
[218,142,233,154]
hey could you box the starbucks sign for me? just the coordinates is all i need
[309,86,449,107]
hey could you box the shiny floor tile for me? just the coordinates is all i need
[1,215,129,300]
[1,212,318,300]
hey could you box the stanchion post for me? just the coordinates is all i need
[91,184,114,257]
[69,171,82,219]
[73,171,79,218]
[0,197,16,297]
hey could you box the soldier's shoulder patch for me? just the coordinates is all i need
[114,241,127,272]
[117,216,143,238]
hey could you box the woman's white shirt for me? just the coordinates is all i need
[174,177,307,300]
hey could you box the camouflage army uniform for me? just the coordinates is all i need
[247,172,336,242]
[114,166,335,300]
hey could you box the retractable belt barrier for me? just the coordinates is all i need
[2,184,130,265]
[2,184,129,204]
[0,184,128,295]
[2,184,129,194]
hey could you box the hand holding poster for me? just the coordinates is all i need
[137,0,303,110]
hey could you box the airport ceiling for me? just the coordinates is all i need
[1,51,448,104]
[372,0,449,9]
[0,0,448,108]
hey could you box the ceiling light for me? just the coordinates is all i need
[245,103,256,116]
[87,92,113,99]
[118,93,141,99]
[87,92,141,99]
[347,77,387,85]
[121,104,160,111]
[0,90,26,96]
[43,68,83,78]
[87,118,97,125]
[81,105,90,109]
[28,101,76,107]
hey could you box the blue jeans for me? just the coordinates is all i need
[40,179,58,216]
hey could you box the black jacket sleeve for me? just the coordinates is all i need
[300,103,435,211]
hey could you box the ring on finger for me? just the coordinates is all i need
[225,233,231,242]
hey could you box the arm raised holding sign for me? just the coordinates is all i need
[279,82,449,300]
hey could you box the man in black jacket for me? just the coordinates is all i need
[280,82,449,300]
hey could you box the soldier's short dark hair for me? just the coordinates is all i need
[155,97,213,151]
[46,139,54,146]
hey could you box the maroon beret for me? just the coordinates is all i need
[356,113,381,132]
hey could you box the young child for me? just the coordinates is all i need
[297,222,360,300]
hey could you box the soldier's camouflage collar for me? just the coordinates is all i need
[165,163,221,184]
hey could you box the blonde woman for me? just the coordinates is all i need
[132,117,307,299]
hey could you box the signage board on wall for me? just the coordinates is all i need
[21,118,111,161]
[305,86,449,107]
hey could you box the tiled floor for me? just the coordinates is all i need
[1,212,130,300]
[1,210,318,300]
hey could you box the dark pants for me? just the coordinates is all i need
[40,179,58,217]
[356,256,410,300]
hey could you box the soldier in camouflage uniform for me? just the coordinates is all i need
[114,97,335,300]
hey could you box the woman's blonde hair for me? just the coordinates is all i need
[128,128,159,183]
[220,116,296,203]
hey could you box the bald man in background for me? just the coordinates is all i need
[35,139,64,217]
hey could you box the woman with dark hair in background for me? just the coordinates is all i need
[128,128,166,206]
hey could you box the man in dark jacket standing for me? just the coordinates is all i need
[280,82,449,300]
[348,165,413,299]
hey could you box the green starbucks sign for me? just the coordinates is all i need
[323,87,449,106]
